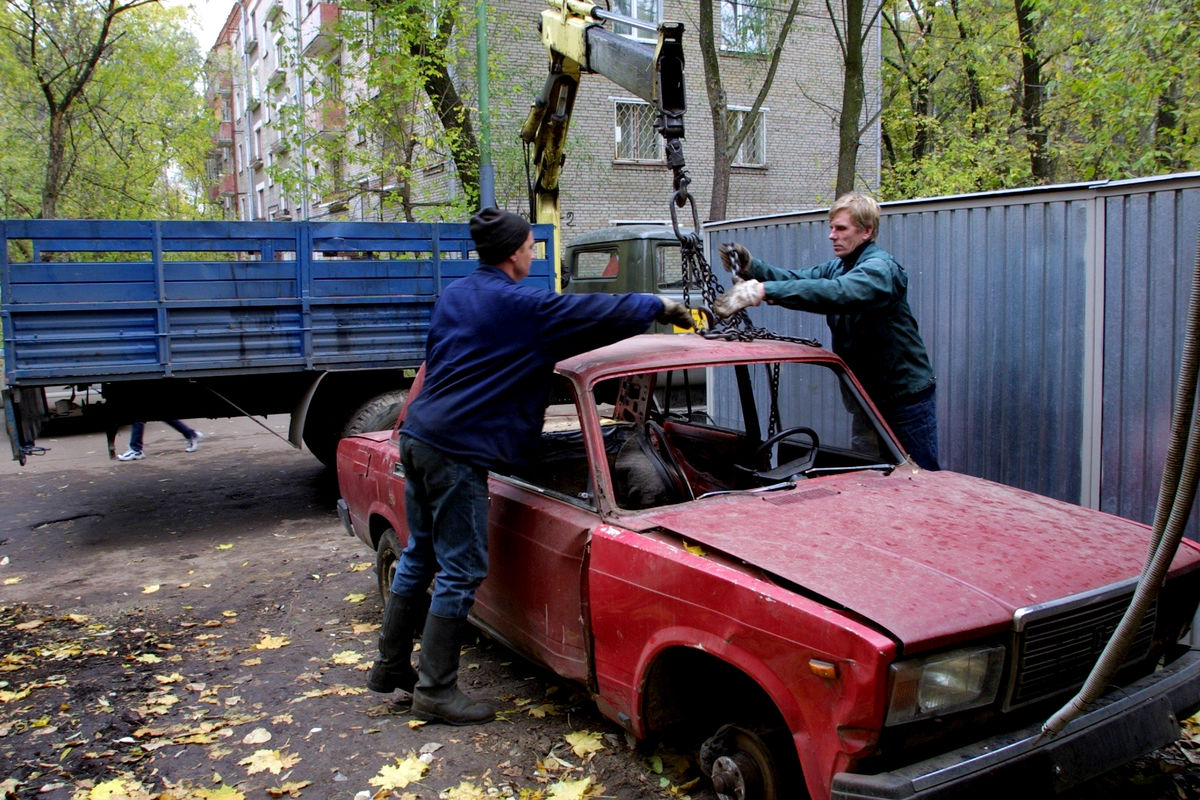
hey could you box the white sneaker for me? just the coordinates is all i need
[117,449,145,461]
[185,431,203,452]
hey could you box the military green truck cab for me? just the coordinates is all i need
[561,224,693,333]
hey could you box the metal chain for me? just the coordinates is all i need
[670,189,822,349]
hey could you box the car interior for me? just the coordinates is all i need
[508,361,902,511]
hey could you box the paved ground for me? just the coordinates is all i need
[1,414,1198,800]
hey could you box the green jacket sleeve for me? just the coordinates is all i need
[750,249,902,313]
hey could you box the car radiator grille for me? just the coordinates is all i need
[1006,583,1157,709]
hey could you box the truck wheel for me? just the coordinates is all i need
[376,527,403,603]
[345,389,409,438]
[304,388,408,467]
[699,724,798,800]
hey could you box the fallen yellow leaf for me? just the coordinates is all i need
[368,755,428,790]
[565,730,605,757]
[194,785,245,800]
[349,562,372,572]
[89,778,136,799]
[266,780,312,798]
[331,651,363,666]
[238,748,300,775]
[344,593,367,604]
[253,635,290,650]
[216,544,234,550]
[441,781,488,800]
[142,584,161,594]
[526,703,558,718]
[547,776,594,800]
[3,576,23,585]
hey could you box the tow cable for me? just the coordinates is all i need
[1042,222,1200,737]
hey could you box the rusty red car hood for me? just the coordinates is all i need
[632,469,1200,651]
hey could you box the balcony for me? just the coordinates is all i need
[244,34,258,55]
[219,173,238,197]
[305,100,345,135]
[216,121,234,145]
[265,0,283,22]
[301,3,339,56]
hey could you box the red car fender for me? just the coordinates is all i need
[586,523,895,797]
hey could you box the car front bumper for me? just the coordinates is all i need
[832,648,1200,799]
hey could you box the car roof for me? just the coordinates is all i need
[555,333,837,385]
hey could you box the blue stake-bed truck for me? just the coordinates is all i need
[0,219,555,466]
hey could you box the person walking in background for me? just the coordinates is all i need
[116,420,203,461]
[712,192,940,470]
[367,207,692,725]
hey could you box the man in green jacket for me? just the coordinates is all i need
[713,192,940,470]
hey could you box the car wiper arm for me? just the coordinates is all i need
[804,463,896,475]
[695,482,795,500]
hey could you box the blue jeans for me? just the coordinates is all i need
[129,420,197,452]
[390,434,491,620]
[882,386,940,471]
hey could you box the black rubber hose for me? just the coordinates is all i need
[1042,220,1200,737]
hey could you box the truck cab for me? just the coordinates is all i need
[561,224,697,333]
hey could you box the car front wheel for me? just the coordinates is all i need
[700,723,799,800]
[375,526,402,603]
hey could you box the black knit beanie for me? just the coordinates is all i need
[469,207,532,265]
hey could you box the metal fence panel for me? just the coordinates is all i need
[705,173,1200,537]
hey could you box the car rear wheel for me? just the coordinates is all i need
[700,724,796,800]
[375,527,403,603]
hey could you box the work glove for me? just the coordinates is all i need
[718,242,753,278]
[655,297,695,329]
[713,278,765,318]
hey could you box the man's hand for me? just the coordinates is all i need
[718,242,752,277]
[656,297,695,329]
[713,278,765,318]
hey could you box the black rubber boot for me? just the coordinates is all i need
[367,592,426,694]
[412,614,495,725]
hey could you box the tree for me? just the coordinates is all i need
[0,0,209,219]
[265,0,497,221]
[829,0,883,196]
[879,0,1200,198]
[696,0,799,221]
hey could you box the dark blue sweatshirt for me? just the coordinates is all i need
[402,265,661,470]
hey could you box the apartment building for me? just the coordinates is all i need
[203,0,880,237]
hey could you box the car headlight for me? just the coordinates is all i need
[885,645,1005,725]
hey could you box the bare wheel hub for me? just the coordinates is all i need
[710,751,764,800]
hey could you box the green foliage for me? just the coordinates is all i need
[880,0,1200,199]
[264,0,536,221]
[0,1,212,218]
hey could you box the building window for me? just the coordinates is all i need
[728,107,766,166]
[614,100,662,162]
[610,0,659,41]
[721,0,766,54]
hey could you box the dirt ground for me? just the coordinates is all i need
[1,414,1199,800]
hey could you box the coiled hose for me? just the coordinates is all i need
[1042,221,1200,737]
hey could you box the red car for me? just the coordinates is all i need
[336,333,1200,800]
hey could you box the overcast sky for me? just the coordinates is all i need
[165,0,234,51]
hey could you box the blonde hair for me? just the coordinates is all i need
[829,192,879,239]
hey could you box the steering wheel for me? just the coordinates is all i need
[751,426,820,481]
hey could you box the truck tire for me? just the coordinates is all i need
[304,388,408,467]
[344,389,408,438]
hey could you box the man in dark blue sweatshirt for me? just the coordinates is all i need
[368,207,693,724]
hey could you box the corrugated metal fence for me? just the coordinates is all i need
[705,172,1200,538]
